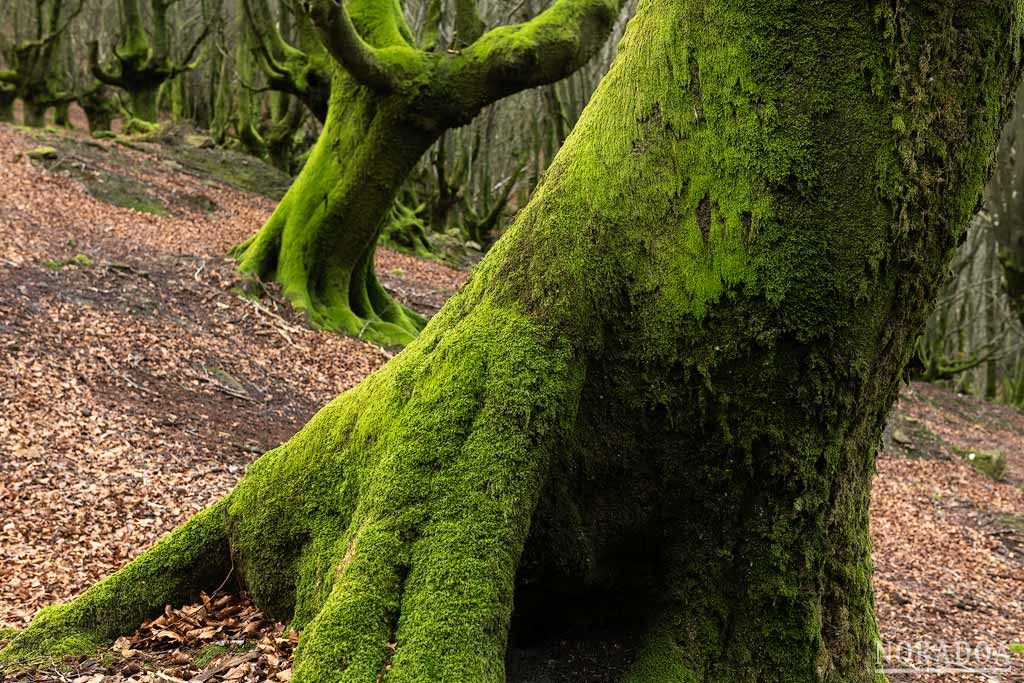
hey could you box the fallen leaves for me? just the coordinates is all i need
[1,594,297,682]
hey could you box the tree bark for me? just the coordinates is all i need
[0,90,14,123]
[3,1,1021,682]
[22,101,48,127]
[990,85,1024,327]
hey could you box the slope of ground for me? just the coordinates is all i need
[0,122,1021,682]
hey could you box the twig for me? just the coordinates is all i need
[100,356,161,397]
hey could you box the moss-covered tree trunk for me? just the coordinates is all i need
[79,83,117,134]
[3,1,1021,681]
[0,90,15,123]
[22,101,47,126]
[90,0,207,124]
[233,0,628,345]
[0,0,76,129]
[233,74,434,344]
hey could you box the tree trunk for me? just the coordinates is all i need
[3,1,1021,682]
[128,85,160,124]
[22,101,48,127]
[233,74,434,345]
[52,101,72,128]
[233,0,628,346]
[990,85,1024,327]
[0,90,15,123]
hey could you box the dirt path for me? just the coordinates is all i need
[0,123,1021,682]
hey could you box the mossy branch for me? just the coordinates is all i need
[304,0,400,92]
[455,0,623,106]
[240,0,329,120]
[241,0,303,81]
[88,40,125,86]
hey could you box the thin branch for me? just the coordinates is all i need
[169,21,212,75]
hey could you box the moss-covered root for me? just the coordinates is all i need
[0,500,232,664]
[213,297,581,682]
[232,216,426,346]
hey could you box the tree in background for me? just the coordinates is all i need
[2,1,1020,681]
[0,0,83,126]
[990,85,1024,327]
[89,0,209,124]
[231,0,630,346]
[241,0,331,123]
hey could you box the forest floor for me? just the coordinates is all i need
[0,121,1021,682]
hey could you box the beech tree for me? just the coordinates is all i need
[0,0,83,126]
[231,0,629,346]
[990,85,1024,327]
[241,0,331,123]
[89,0,209,123]
[2,1,1022,681]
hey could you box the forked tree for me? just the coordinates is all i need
[0,0,83,126]
[2,1,1022,681]
[89,0,208,123]
[231,0,629,346]
[241,0,332,123]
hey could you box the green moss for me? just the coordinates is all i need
[45,254,94,269]
[194,643,230,668]
[0,501,231,664]
[1010,642,1024,655]
[231,0,630,347]
[964,450,1008,481]
[26,146,58,160]
[167,145,292,201]
[232,71,432,347]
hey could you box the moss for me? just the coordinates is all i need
[231,0,630,347]
[0,501,232,664]
[194,643,230,668]
[232,71,433,347]
[26,146,58,160]
[45,254,94,269]
[964,450,1008,481]
[167,145,292,201]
